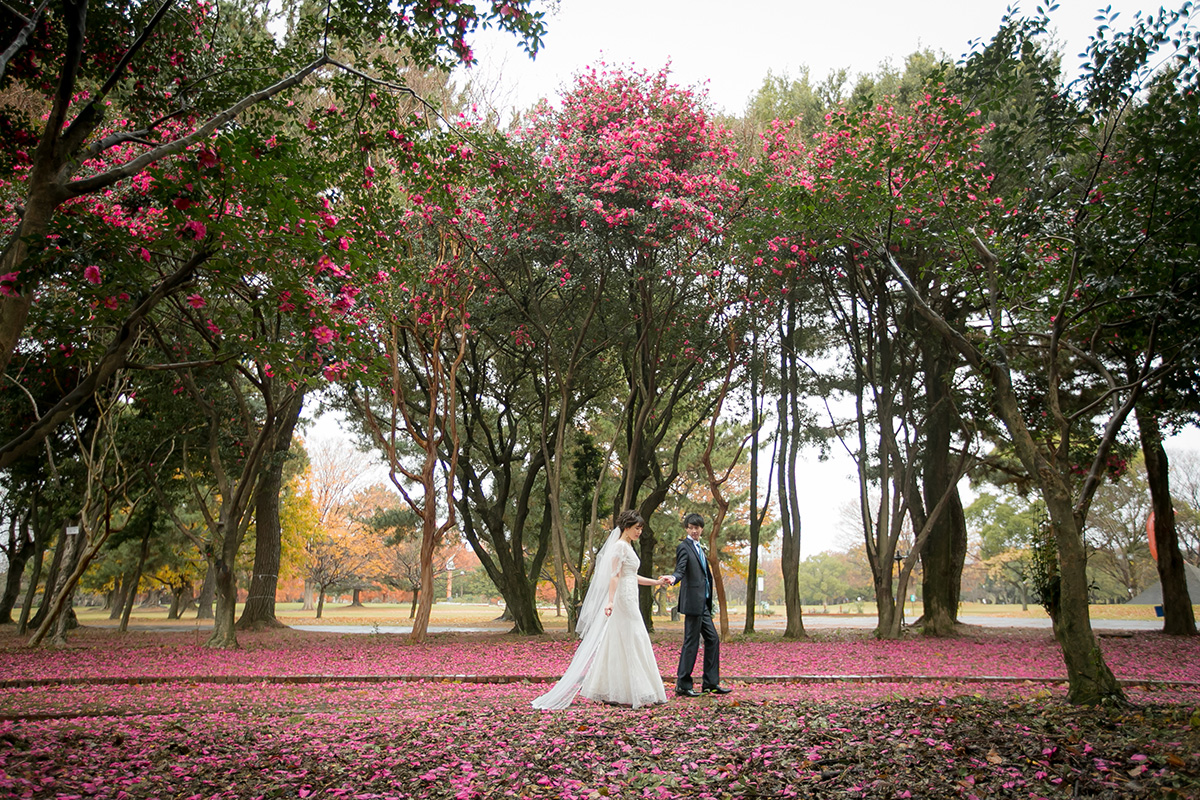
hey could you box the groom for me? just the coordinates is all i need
[661,513,731,697]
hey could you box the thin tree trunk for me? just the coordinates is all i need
[1136,405,1196,635]
[118,508,154,633]
[0,511,32,624]
[206,554,239,648]
[16,527,45,636]
[195,568,215,620]
[110,568,134,620]
[778,303,805,639]
[745,339,761,635]
[45,523,84,647]
[28,522,67,632]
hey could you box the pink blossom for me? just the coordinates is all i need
[84,265,102,285]
[180,220,207,240]
[186,294,206,309]
[312,325,335,345]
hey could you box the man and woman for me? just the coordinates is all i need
[532,511,729,710]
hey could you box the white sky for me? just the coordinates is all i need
[469,0,1178,117]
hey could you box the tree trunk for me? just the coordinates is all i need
[44,523,84,647]
[0,513,33,624]
[28,522,68,633]
[1040,481,1123,703]
[1136,405,1196,635]
[205,556,238,648]
[917,347,967,636]
[113,562,140,620]
[410,513,439,642]
[744,342,762,635]
[778,305,805,639]
[195,568,215,620]
[167,582,191,620]
[495,567,543,634]
[408,586,418,619]
[118,511,154,633]
[637,514,659,633]
[238,389,304,630]
[16,526,45,636]
[302,580,315,611]
[316,587,327,619]
[350,588,364,607]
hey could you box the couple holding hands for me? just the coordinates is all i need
[533,510,731,710]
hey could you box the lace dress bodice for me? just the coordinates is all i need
[610,541,641,614]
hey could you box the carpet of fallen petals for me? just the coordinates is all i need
[0,627,1197,799]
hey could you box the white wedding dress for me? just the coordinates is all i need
[533,539,667,710]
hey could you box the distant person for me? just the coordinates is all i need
[533,510,670,709]
[661,513,730,696]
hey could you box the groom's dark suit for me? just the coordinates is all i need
[670,536,720,693]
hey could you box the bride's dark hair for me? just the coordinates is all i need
[616,509,644,532]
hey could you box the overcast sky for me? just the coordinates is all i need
[437,0,1195,558]
[469,0,1181,117]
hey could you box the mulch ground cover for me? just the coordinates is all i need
[0,627,1197,799]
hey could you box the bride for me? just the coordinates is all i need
[533,510,669,709]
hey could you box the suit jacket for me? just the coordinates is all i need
[671,538,713,616]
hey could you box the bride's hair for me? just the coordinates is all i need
[615,509,643,532]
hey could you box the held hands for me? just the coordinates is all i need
[657,575,673,586]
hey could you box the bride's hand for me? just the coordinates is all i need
[604,603,613,616]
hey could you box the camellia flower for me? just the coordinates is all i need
[312,325,335,345]
[180,220,207,240]
[84,265,102,284]
[186,294,206,309]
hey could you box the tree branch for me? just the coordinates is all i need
[59,0,178,156]
[0,249,208,470]
[66,55,331,198]
[0,0,49,81]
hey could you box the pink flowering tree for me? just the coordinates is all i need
[0,0,546,455]
[748,89,994,642]
[502,65,744,627]
[756,6,1200,703]
[344,224,483,644]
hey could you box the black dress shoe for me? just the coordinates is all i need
[675,688,701,697]
[703,685,732,694]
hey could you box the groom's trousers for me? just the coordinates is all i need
[676,607,720,691]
